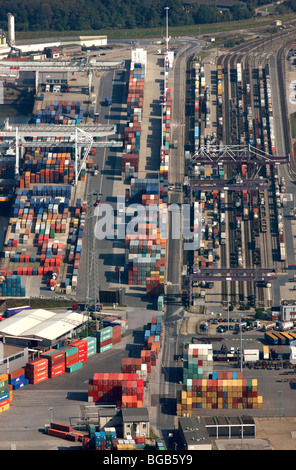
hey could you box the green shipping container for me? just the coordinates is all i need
[66,362,83,373]
[99,344,113,354]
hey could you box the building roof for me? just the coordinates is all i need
[179,416,212,448]
[121,408,149,422]
[0,308,85,341]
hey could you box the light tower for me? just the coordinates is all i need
[7,13,15,46]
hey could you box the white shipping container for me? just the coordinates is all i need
[243,349,259,362]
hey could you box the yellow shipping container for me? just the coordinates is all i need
[0,403,9,413]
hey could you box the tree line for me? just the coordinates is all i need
[0,0,274,33]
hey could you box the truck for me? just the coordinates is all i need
[173,139,178,149]
[94,164,99,176]
[278,321,293,331]
[4,305,31,318]
[105,97,112,106]
[262,322,276,331]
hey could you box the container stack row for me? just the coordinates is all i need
[160,87,171,180]
[96,324,122,354]
[125,188,167,298]
[82,426,146,450]
[182,344,213,381]
[178,376,263,414]
[31,101,85,125]
[0,373,14,414]
[2,183,88,293]
[194,60,200,151]
[19,147,76,187]
[122,61,145,178]
[177,344,263,415]
[0,275,26,297]
[88,372,142,407]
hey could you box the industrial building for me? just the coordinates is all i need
[44,44,82,59]
[280,300,296,322]
[0,342,29,375]
[178,416,212,450]
[0,308,87,348]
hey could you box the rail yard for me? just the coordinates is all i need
[2,10,296,452]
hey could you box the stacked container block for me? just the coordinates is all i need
[84,336,97,358]
[31,100,84,125]
[41,349,66,378]
[70,339,88,363]
[183,344,213,381]
[59,345,79,369]
[122,61,145,177]
[19,147,75,188]
[96,326,113,353]
[177,373,263,415]
[25,358,48,384]
[0,373,13,413]
[88,372,143,408]
[8,367,28,390]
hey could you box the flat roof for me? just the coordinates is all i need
[0,308,86,341]
[121,408,149,422]
[179,417,212,447]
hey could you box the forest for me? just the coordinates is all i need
[0,0,281,33]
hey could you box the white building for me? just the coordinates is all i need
[0,308,87,348]
[280,300,296,322]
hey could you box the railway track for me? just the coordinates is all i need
[187,29,296,309]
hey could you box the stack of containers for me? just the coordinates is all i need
[20,148,75,187]
[122,60,145,178]
[25,358,49,384]
[112,324,122,345]
[182,344,213,382]
[121,377,144,409]
[101,316,128,334]
[84,336,97,358]
[94,432,107,450]
[70,339,88,363]
[160,88,171,180]
[121,358,148,385]
[0,380,12,413]
[8,367,29,390]
[140,349,152,375]
[125,178,167,296]
[59,344,79,370]
[0,275,26,298]
[88,373,125,404]
[41,349,66,378]
[177,373,263,414]
[96,326,113,353]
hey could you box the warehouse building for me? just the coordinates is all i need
[203,416,256,439]
[0,308,87,348]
